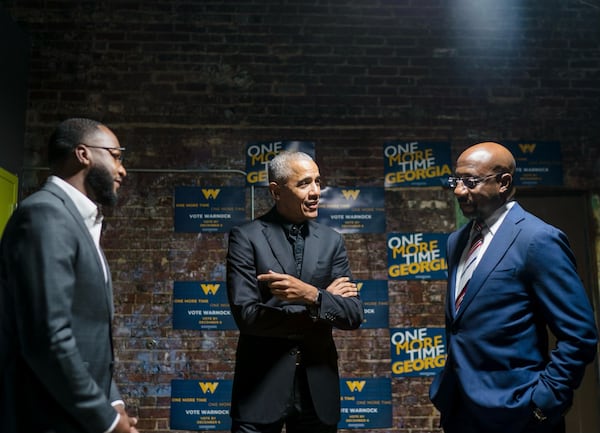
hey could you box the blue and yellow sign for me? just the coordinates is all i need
[339,377,392,429]
[317,187,385,233]
[503,141,563,186]
[356,280,388,329]
[387,232,448,280]
[174,186,246,233]
[390,327,446,377]
[384,141,452,187]
[172,281,236,330]
[170,379,232,431]
[245,140,315,186]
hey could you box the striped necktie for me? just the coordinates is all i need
[455,220,484,311]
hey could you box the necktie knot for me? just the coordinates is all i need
[290,224,302,237]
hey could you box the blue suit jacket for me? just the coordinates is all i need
[429,203,598,432]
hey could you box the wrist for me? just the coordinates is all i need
[313,289,322,305]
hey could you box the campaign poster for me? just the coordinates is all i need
[245,140,315,186]
[170,379,232,431]
[390,327,446,377]
[172,281,236,330]
[384,141,452,188]
[174,186,246,233]
[503,141,563,186]
[339,377,392,429]
[317,187,385,233]
[387,232,448,280]
[356,280,389,329]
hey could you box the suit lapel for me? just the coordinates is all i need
[43,181,114,312]
[262,222,297,275]
[301,221,320,281]
[454,205,525,318]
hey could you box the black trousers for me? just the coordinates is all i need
[231,367,337,433]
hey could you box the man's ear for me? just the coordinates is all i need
[74,144,92,166]
[268,181,280,200]
[499,172,512,193]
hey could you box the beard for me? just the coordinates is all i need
[86,165,118,206]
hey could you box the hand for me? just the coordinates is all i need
[326,277,358,297]
[258,270,315,303]
[113,404,139,433]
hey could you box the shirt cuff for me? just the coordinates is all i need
[104,400,126,433]
[103,413,120,433]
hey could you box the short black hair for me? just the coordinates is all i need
[47,118,104,169]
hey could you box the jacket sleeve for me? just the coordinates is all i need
[312,233,364,330]
[7,200,118,433]
[226,225,317,337]
[527,225,598,417]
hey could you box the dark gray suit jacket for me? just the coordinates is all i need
[226,207,364,425]
[0,181,121,433]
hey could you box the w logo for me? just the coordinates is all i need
[518,143,536,154]
[200,283,220,295]
[202,189,221,199]
[341,189,360,200]
[345,380,366,392]
[198,382,219,394]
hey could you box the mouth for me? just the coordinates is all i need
[305,200,319,211]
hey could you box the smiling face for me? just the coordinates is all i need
[270,157,321,224]
[453,142,514,220]
[83,125,127,206]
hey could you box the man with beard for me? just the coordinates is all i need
[0,118,139,433]
[429,142,598,433]
[226,151,364,433]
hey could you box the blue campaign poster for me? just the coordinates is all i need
[503,141,563,186]
[172,281,236,331]
[245,140,315,186]
[384,141,452,188]
[356,280,389,329]
[170,379,232,431]
[174,186,246,233]
[390,327,447,377]
[317,187,385,233]
[339,377,392,429]
[387,232,448,280]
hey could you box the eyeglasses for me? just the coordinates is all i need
[447,173,501,189]
[81,144,126,163]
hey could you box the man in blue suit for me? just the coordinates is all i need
[429,142,598,433]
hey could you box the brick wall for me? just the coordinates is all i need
[4,1,600,432]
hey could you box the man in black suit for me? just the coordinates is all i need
[227,151,364,433]
[0,118,139,433]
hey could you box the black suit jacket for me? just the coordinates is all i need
[226,208,364,425]
[0,181,121,433]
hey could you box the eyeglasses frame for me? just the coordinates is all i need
[447,173,503,189]
[80,143,126,163]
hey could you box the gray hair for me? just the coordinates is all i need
[268,151,314,183]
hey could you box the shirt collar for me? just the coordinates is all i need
[481,200,515,236]
[270,208,307,238]
[48,175,102,228]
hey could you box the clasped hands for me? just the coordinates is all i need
[258,270,358,303]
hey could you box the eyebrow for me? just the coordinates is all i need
[296,175,320,185]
